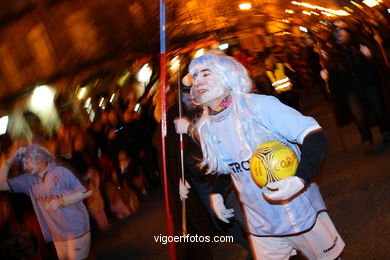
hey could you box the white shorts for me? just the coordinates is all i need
[249,212,345,260]
[54,232,91,260]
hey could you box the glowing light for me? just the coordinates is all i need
[291,1,349,16]
[89,109,95,122]
[311,11,319,15]
[321,11,334,17]
[99,97,105,107]
[170,56,180,71]
[285,9,295,14]
[363,0,381,7]
[218,43,229,50]
[134,103,141,112]
[30,85,55,111]
[351,1,363,9]
[302,10,312,15]
[84,97,93,114]
[0,116,9,135]
[28,85,60,134]
[282,19,290,23]
[299,26,308,33]
[334,10,349,16]
[136,63,152,84]
[77,87,87,100]
[84,97,91,109]
[194,48,205,58]
[275,31,291,36]
[118,71,131,87]
[239,3,252,10]
[110,93,116,103]
[319,20,333,26]
[344,7,354,13]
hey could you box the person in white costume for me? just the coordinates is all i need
[175,51,345,260]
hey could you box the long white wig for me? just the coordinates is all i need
[25,144,55,164]
[189,52,275,174]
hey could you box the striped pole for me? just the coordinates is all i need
[160,1,176,259]
[177,66,187,237]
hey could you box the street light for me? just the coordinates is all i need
[194,48,205,58]
[30,85,55,111]
[239,3,252,10]
[136,63,152,84]
[170,56,180,71]
[218,43,229,50]
[0,116,8,135]
[363,0,382,7]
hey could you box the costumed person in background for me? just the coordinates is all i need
[154,70,221,260]
[320,25,390,153]
[175,51,344,260]
[0,144,91,260]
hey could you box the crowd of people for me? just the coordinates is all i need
[224,17,390,153]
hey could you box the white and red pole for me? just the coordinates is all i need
[160,1,176,259]
[177,66,187,237]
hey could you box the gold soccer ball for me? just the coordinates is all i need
[250,140,298,187]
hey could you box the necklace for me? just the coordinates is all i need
[208,95,232,115]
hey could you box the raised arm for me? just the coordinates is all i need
[0,147,27,191]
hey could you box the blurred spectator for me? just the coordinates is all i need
[264,55,301,111]
[0,135,13,231]
[302,36,328,100]
[117,150,146,200]
[85,168,109,231]
[250,56,273,95]
[71,133,108,231]
[55,109,79,163]
[230,46,254,72]
[105,109,126,159]
[321,26,390,153]
[104,170,131,219]
[137,97,161,191]
[88,113,109,158]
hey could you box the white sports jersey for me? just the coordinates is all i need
[204,93,326,236]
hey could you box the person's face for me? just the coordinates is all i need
[181,87,197,110]
[23,155,42,175]
[191,66,227,107]
[335,28,350,44]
